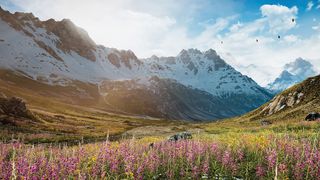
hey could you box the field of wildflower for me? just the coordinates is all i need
[1,132,320,179]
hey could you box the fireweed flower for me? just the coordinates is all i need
[278,163,287,173]
[1,134,320,179]
[202,155,209,174]
[266,149,277,169]
[256,164,266,178]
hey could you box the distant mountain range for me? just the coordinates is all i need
[266,58,317,92]
[0,7,275,120]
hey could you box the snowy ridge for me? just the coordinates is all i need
[144,49,265,96]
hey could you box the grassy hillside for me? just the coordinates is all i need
[203,74,320,134]
[0,69,187,143]
[244,74,320,122]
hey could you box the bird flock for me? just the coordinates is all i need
[220,18,296,45]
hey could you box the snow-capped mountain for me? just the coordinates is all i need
[143,49,268,97]
[0,7,273,121]
[267,58,317,92]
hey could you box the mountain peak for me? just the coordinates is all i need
[43,17,97,61]
[284,57,312,69]
[178,49,188,56]
[61,18,72,23]
[187,48,202,55]
[279,70,294,79]
[150,55,159,59]
[204,49,220,59]
[267,58,317,92]
[284,57,316,77]
[14,12,37,20]
[178,48,203,56]
[204,48,217,55]
[44,17,96,46]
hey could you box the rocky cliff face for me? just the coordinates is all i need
[43,18,97,61]
[261,91,305,116]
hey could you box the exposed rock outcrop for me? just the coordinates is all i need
[261,91,304,115]
[44,19,97,61]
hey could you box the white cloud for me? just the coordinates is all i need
[7,0,242,57]
[307,1,314,11]
[211,5,320,85]
[260,4,298,34]
[316,0,320,9]
[283,34,299,42]
[312,24,320,30]
[229,21,243,32]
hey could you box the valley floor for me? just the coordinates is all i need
[1,69,320,179]
[2,89,320,179]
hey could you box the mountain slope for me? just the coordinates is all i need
[267,58,317,92]
[0,7,145,84]
[99,77,272,121]
[242,74,320,123]
[0,7,273,121]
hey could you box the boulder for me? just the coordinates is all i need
[260,119,272,126]
[168,132,192,142]
[305,112,320,121]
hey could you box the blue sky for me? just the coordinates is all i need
[2,0,318,40]
[0,0,319,85]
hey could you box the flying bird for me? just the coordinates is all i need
[278,35,281,39]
